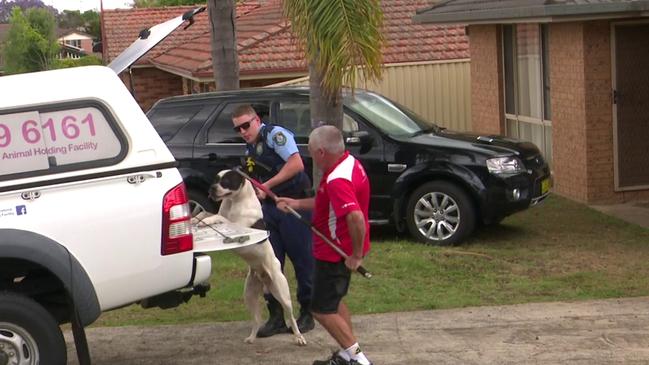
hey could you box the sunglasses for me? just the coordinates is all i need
[232,116,256,132]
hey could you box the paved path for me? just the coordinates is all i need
[66,296,649,364]
[591,200,649,229]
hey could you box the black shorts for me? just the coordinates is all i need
[310,259,352,314]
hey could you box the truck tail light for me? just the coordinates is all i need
[161,183,193,255]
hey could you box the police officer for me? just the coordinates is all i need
[231,104,315,337]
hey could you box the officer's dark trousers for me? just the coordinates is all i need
[262,201,314,307]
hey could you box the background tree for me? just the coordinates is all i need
[55,10,100,40]
[81,10,101,40]
[3,7,59,73]
[283,0,384,129]
[58,9,83,29]
[0,0,56,23]
[207,0,238,90]
[53,54,102,68]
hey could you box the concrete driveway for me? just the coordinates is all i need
[66,296,649,364]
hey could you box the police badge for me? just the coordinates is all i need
[255,142,264,155]
[273,131,287,146]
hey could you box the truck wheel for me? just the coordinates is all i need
[188,189,217,217]
[405,181,476,246]
[0,292,66,365]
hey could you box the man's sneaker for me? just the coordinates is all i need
[312,352,349,365]
[349,360,373,365]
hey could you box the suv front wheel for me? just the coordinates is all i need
[405,181,476,246]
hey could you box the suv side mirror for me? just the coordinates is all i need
[345,131,372,146]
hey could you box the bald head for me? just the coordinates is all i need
[309,125,345,155]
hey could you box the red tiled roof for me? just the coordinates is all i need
[104,0,469,79]
[102,2,261,64]
[151,0,288,78]
[382,0,468,63]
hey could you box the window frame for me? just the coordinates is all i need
[204,100,271,145]
[502,23,553,162]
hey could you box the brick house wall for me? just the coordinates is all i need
[468,24,504,135]
[81,39,93,54]
[549,22,589,202]
[583,21,616,203]
[551,21,649,203]
[120,67,184,112]
[469,21,649,204]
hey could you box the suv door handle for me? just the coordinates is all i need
[200,153,218,161]
[345,136,361,144]
[21,191,41,201]
[126,172,157,185]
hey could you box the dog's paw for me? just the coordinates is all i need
[197,214,230,227]
[294,335,307,346]
[206,214,230,225]
[192,212,211,225]
[244,336,256,344]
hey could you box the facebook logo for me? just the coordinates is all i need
[15,205,27,216]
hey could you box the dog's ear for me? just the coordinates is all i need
[220,170,245,191]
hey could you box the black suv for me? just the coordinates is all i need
[147,87,551,245]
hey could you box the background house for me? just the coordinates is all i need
[415,0,649,204]
[57,30,94,59]
[102,0,472,131]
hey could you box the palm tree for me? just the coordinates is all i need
[283,0,384,129]
[208,0,239,90]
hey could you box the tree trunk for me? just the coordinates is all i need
[308,60,343,130]
[308,60,343,185]
[208,0,239,91]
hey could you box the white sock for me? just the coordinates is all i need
[337,349,351,361]
[344,343,371,365]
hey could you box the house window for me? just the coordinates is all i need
[65,39,81,48]
[503,24,552,163]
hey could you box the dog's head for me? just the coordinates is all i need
[208,169,247,202]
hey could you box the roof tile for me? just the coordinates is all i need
[104,0,468,79]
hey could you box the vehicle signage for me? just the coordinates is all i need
[0,108,121,176]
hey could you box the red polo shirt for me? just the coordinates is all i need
[312,151,371,262]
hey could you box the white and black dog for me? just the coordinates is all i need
[194,169,306,346]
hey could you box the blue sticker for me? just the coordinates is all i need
[16,205,27,215]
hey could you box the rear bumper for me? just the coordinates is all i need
[139,253,211,310]
[191,253,211,286]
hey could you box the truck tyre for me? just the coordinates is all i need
[188,189,217,217]
[405,181,476,246]
[0,292,66,365]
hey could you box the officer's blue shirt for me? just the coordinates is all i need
[245,123,311,198]
[263,124,299,161]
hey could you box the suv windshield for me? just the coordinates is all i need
[344,92,437,137]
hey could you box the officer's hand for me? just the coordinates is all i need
[276,197,297,213]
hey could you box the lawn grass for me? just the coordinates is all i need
[95,195,649,327]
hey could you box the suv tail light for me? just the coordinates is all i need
[161,183,193,255]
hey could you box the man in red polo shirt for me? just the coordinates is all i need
[277,125,372,365]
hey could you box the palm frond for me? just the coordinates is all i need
[283,0,384,97]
